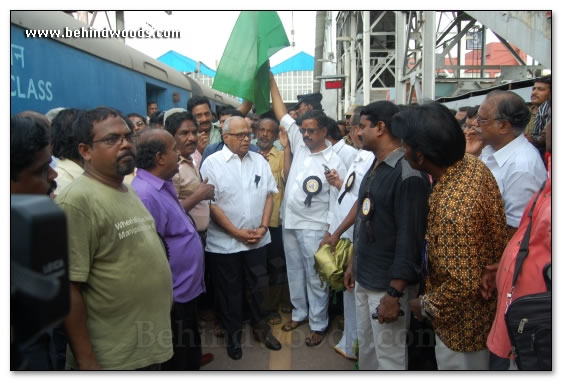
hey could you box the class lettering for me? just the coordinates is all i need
[11,75,53,101]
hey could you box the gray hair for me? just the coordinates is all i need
[222,116,246,135]
[486,90,531,135]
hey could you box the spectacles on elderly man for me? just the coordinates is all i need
[475,115,500,125]
[226,132,251,141]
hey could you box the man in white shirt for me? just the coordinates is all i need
[476,90,547,237]
[321,148,374,360]
[269,72,347,347]
[200,116,281,360]
[326,117,358,170]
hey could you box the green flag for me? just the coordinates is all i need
[212,11,290,115]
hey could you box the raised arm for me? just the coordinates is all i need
[240,100,253,117]
[269,72,287,122]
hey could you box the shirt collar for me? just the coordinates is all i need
[136,168,167,190]
[221,143,251,162]
[333,139,345,153]
[382,147,405,168]
[491,133,526,168]
[178,155,194,166]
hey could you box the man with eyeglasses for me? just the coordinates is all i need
[200,116,281,360]
[269,72,346,348]
[55,107,174,370]
[475,90,547,239]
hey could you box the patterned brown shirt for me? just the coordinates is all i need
[421,154,508,352]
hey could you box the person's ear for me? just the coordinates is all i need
[78,143,92,162]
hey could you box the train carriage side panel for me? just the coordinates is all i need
[10,23,191,116]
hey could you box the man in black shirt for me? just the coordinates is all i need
[344,101,430,370]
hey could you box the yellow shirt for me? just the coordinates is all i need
[263,147,285,228]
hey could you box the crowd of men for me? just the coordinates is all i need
[10,73,551,370]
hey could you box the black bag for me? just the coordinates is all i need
[504,181,551,370]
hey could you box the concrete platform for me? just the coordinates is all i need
[200,312,356,370]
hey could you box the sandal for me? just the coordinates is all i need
[281,319,307,332]
[305,330,325,346]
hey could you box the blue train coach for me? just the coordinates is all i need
[10,11,239,116]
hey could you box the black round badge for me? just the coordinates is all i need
[303,176,322,207]
[338,171,356,204]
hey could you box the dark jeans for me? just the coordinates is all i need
[161,297,202,371]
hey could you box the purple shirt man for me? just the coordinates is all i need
[132,168,205,303]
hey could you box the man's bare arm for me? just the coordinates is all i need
[64,282,101,370]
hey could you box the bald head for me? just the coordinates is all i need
[135,128,179,179]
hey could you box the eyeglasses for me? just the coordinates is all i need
[226,132,251,141]
[92,133,137,146]
[475,115,500,125]
[134,120,145,127]
[299,127,320,135]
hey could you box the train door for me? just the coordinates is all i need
[146,82,166,116]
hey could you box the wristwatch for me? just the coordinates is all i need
[386,286,404,298]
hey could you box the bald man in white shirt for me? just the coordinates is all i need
[200,116,281,360]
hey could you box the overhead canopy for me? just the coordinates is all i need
[157,50,217,77]
[271,51,314,74]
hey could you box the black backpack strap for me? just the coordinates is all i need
[511,180,547,287]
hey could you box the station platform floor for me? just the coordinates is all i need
[200,311,356,370]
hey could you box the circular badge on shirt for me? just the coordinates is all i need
[360,194,374,220]
[303,175,322,207]
[346,172,356,190]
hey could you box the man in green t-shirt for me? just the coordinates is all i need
[55,107,173,370]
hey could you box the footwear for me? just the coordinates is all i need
[263,332,281,351]
[305,330,326,347]
[200,353,215,367]
[267,312,282,325]
[281,319,307,332]
[227,345,242,360]
[254,330,281,351]
[334,346,357,361]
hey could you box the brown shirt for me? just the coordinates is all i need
[421,154,508,352]
[262,147,285,228]
[172,155,210,231]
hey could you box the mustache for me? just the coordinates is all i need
[118,150,135,161]
[47,181,57,195]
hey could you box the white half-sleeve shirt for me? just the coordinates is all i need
[480,133,547,227]
[280,114,347,231]
[200,145,278,254]
[329,149,375,241]
[332,138,358,171]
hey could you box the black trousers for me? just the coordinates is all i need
[161,297,202,371]
[263,226,290,312]
[208,247,269,344]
